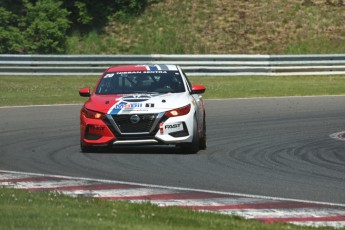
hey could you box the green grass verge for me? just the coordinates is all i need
[194,75,345,99]
[1,75,345,106]
[0,187,315,230]
[0,76,98,106]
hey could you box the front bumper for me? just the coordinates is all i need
[81,112,194,147]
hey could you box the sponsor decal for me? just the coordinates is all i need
[88,125,106,134]
[108,101,143,115]
[165,124,181,129]
[104,73,114,78]
[114,102,142,109]
[115,71,167,75]
[145,103,154,108]
[144,70,167,74]
[115,71,142,75]
[89,126,105,131]
[164,123,183,133]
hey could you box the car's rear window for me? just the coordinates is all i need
[96,71,186,94]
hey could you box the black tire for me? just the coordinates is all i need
[180,117,200,154]
[80,142,94,153]
[199,118,207,150]
[80,141,106,153]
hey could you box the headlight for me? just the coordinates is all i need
[164,104,191,117]
[82,107,105,119]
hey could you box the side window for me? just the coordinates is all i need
[171,74,185,92]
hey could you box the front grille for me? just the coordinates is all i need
[112,114,157,133]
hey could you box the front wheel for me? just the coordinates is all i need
[81,146,93,153]
[80,141,95,153]
[180,117,200,154]
[199,119,207,150]
[80,141,110,153]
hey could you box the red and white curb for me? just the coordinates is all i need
[1,170,345,228]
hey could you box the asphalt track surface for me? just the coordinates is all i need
[0,96,345,205]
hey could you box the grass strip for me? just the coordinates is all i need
[0,187,314,230]
[194,75,345,99]
[1,75,345,106]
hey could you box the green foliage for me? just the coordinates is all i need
[0,7,24,53]
[74,1,92,25]
[0,0,70,54]
[22,0,70,54]
[0,0,154,54]
[62,0,154,31]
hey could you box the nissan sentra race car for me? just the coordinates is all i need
[79,64,206,153]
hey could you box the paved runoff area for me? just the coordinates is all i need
[1,170,345,228]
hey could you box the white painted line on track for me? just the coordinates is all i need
[0,173,34,180]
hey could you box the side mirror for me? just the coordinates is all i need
[79,88,91,97]
[191,84,206,94]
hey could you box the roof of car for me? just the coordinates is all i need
[106,64,179,72]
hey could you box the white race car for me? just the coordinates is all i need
[79,64,206,153]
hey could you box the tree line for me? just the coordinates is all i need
[0,0,155,54]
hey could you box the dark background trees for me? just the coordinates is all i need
[0,0,152,54]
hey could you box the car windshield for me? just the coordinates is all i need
[96,71,186,94]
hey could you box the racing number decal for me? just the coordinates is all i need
[104,73,114,78]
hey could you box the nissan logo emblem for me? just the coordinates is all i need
[130,115,140,124]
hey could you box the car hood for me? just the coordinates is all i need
[84,92,192,115]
